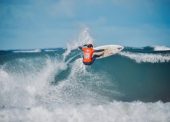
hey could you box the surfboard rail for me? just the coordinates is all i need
[94,45,124,59]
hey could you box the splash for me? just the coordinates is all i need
[0,57,67,109]
[63,27,94,60]
[47,58,114,105]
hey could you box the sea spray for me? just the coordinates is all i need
[63,27,94,61]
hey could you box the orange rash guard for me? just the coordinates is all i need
[82,48,94,63]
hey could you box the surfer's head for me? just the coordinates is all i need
[87,44,93,48]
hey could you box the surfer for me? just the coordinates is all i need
[79,44,105,65]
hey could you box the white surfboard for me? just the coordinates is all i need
[94,45,124,59]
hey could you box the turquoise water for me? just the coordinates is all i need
[0,46,170,122]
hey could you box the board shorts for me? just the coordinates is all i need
[83,58,95,65]
[83,55,100,65]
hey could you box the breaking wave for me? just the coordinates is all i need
[0,44,170,121]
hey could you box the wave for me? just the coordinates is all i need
[120,51,170,63]
[0,62,170,122]
[153,45,170,51]
[43,49,58,52]
[0,101,170,122]
[1,45,170,122]
[42,48,65,52]
[13,49,41,53]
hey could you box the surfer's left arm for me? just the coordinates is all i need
[94,49,105,52]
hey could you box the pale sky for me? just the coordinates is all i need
[0,0,170,49]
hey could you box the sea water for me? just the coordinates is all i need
[0,45,170,122]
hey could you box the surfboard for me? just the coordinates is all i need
[94,45,124,59]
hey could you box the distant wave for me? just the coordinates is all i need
[43,48,65,52]
[44,49,57,52]
[152,45,170,51]
[13,49,41,53]
[120,52,170,63]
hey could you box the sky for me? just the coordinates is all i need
[0,0,170,49]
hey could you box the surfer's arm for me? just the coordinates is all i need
[94,49,105,52]
[78,46,82,50]
[78,44,87,50]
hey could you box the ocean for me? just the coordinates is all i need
[0,46,170,122]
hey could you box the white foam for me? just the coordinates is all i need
[0,70,9,79]
[0,57,67,109]
[0,101,170,122]
[120,52,170,63]
[153,45,170,51]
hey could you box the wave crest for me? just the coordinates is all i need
[120,52,170,63]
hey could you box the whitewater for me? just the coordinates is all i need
[0,31,170,122]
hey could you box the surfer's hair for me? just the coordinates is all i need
[87,44,93,48]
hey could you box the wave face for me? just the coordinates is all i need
[0,46,170,122]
